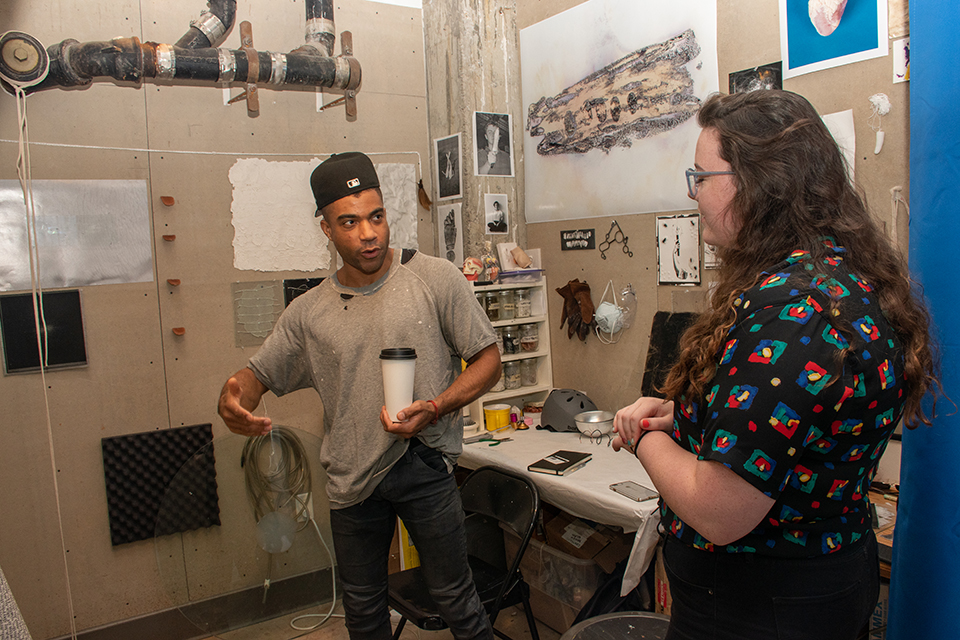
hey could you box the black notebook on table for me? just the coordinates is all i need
[527,450,592,476]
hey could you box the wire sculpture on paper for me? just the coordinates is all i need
[526,29,703,156]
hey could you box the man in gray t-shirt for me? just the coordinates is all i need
[218,152,500,640]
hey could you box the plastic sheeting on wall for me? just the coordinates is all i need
[890,4,960,640]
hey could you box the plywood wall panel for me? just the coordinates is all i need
[0,0,429,635]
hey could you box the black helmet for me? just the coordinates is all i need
[541,389,597,432]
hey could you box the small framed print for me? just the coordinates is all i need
[434,133,462,201]
[484,194,509,235]
[657,214,701,285]
[438,202,464,265]
[474,112,514,177]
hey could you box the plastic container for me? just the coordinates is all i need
[499,269,543,284]
[503,527,602,633]
[483,403,510,430]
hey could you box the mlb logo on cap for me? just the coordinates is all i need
[311,152,381,215]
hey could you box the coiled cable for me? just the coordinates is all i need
[240,425,341,631]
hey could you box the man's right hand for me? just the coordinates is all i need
[218,372,272,437]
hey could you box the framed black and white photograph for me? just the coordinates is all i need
[434,133,462,201]
[438,202,464,265]
[484,194,509,235]
[657,214,701,285]
[474,112,514,177]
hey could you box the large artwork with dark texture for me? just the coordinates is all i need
[521,0,719,222]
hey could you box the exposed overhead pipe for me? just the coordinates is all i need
[1,0,359,117]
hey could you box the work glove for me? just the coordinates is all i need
[556,279,596,342]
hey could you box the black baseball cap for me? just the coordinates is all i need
[311,152,380,215]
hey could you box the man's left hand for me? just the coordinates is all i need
[381,401,434,438]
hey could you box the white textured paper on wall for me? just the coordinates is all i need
[230,158,332,272]
[377,162,418,250]
[230,158,418,273]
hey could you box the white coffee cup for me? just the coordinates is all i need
[380,347,417,422]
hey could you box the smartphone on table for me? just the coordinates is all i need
[609,480,658,502]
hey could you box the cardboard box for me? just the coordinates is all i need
[544,511,633,574]
[868,579,889,640]
[654,542,672,616]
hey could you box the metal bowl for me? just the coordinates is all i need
[574,410,615,436]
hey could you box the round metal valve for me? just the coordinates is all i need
[0,31,49,88]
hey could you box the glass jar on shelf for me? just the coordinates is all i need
[484,291,499,322]
[515,288,532,318]
[491,367,505,392]
[475,291,486,313]
[503,361,521,390]
[502,326,520,355]
[498,289,515,320]
[494,327,504,355]
[519,323,539,353]
[520,358,538,386]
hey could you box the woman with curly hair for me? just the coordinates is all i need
[614,90,940,640]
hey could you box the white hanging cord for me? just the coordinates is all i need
[14,84,79,640]
[245,399,341,631]
[890,186,909,248]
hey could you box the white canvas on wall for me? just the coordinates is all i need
[520,0,719,223]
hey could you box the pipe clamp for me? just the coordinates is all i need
[155,43,176,80]
[191,10,227,46]
[217,48,236,83]
[268,53,287,85]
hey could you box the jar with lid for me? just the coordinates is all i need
[475,291,486,313]
[520,323,539,352]
[503,361,521,390]
[520,359,538,386]
[498,289,515,320]
[494,327,504,355]
[491,367,505,392]
[515,289,532,318]
[484,291,499,321]
[502,326,520,355]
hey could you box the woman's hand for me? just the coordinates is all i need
[612,397,673,453]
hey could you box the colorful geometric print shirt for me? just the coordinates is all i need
[662,243,905,557]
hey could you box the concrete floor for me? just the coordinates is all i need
[202,603,562,640]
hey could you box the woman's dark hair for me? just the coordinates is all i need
[661,90,940,428]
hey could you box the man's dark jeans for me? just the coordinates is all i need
[330,440,493,640]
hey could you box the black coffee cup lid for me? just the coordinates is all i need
[380,347,417,360]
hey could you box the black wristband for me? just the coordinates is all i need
[633,428,651,457]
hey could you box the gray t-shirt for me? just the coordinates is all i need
[249,251,496,508]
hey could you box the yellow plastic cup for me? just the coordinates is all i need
[483,404,511,431]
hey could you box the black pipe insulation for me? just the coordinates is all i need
[27,37,359,92]
[174,0,237,49]
[12,0,358,98]
[305,0,336,56]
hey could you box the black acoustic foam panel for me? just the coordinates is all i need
[102,423,220,546]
